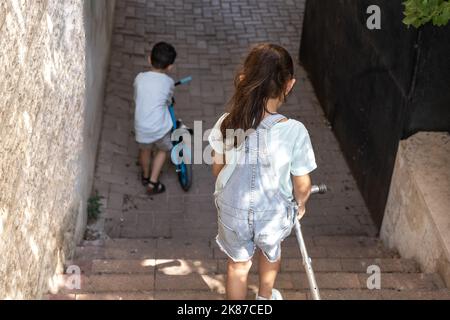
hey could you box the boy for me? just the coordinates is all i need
[134,42,177,195]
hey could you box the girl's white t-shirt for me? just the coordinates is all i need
[208,114,318,200]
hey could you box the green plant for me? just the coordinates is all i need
[87,192,103,222]
[403,0,450,28]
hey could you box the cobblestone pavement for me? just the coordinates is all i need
[47,0,450,301]
[93,0,378,241]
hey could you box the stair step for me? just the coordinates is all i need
[362,273,446,291]
[57,272,444,294]
[213,245,397,260]
[75,242,397,261]
[69,257,420,276]
[75,245,157,261]
[59,274,154,294]
[377,289,450,300]
[46,289,450,301]
[281,258,419,274]
[311,236,381,247]
[76,238,213,260]
[46,291,224,300]
[45,292,154,300]
[81,236,385,250]
[313,289,450,300]
[76,292,155,300]
[154,291,225,300]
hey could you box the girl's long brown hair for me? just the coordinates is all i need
[221,44,294,139]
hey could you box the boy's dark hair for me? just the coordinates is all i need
[151,42,177,70]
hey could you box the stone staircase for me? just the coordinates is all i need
[47,235,450,300]
[43,0,450,301]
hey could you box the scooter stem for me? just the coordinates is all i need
[294,184,327,301]
[294,220,322,301]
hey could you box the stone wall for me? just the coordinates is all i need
[381,132,450,287]
[0,0,115,299]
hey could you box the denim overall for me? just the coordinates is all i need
[215,114,298,263]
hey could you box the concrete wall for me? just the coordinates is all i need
[0,0,115,299]
[404,25,450,137]
[300,0,450,227]
[381,132,450,287]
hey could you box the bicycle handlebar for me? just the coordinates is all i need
[175,76,193,86]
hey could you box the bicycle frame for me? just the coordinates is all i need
[169,76,192,130]
[169,77,193,190]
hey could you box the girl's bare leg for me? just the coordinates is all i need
[227,259,253,300]
[258,250,281,299]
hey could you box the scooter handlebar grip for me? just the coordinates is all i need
[311,184,328,195]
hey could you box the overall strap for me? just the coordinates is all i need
[258,114,288,131]
[246,114,287,158]
[253,114,288,165]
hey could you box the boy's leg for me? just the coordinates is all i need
[139,148,152,180]
[226,259,253,300]
[150,150,167,184]
[149,132,173,185]
[258,250,281,299]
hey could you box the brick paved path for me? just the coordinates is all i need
[49,0,449,300]
[95,0,378,240]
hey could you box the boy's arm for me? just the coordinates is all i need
[292,174,312,220]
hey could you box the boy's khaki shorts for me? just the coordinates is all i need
[139,131,173,152]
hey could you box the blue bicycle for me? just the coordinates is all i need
[169,76,194,192]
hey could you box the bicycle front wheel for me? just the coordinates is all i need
[178,162,193,192]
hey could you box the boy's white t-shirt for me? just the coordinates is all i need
[208,114,318,200]
[134,71,175,144]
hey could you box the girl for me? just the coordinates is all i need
[209,44,317,300]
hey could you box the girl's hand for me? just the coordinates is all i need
[292,174,312,221]
[297,205,307,221]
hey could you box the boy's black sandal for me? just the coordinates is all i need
[141,175,151,187]
[147,181,166,195]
